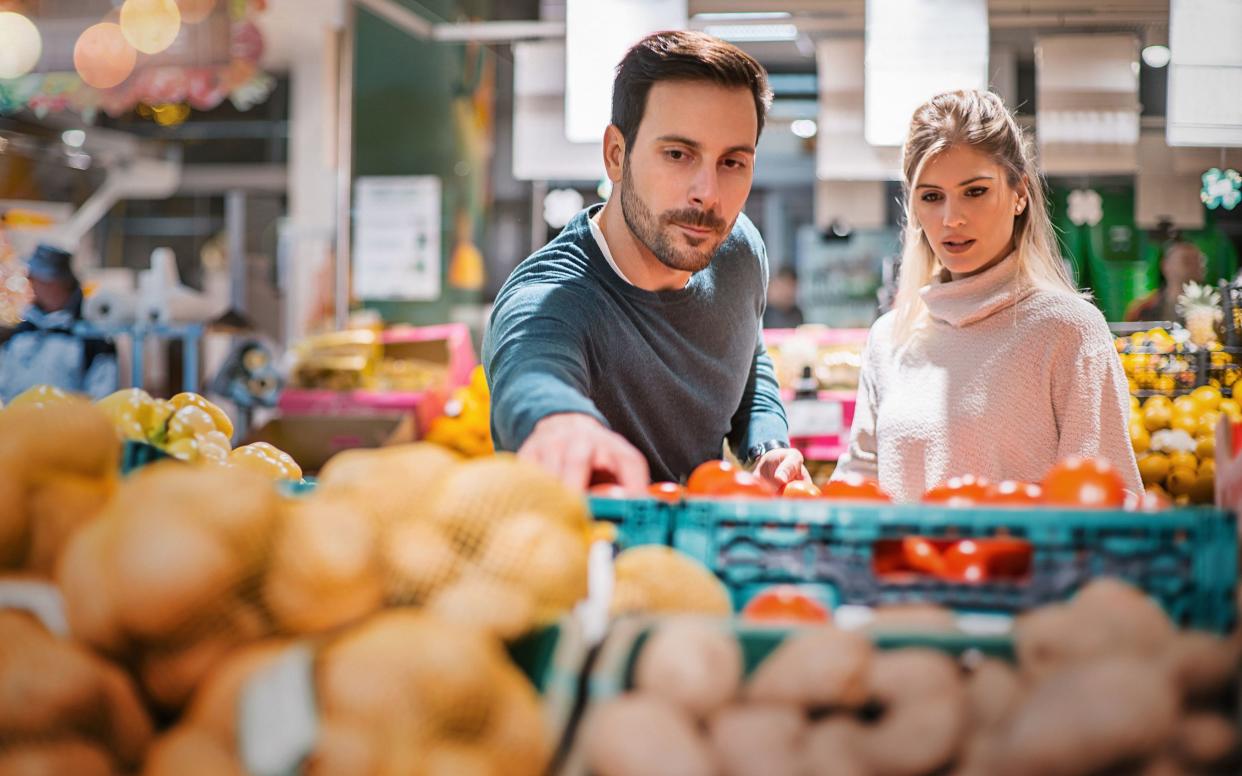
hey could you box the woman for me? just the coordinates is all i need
[833,90,1141,502]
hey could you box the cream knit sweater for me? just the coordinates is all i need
[834,255,1143,502]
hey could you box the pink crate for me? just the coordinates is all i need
[381,322,477,389]
[278,387,447,439]
[763,327,869,348]
[782,388,858,463]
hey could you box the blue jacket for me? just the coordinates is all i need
[0,294,118,402]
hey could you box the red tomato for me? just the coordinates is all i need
[922,475,992,507]
[781,479,822,499]
[647,482,685,504]
[715,470,776,498]
[588,483,631,499]
[742,586,832,624]
[820,473,892,502]
[1125,489,1172,512]
[1042,457,1126,509]
[901,536,947,576]
[982,480,1044,506]
[942,540,988,582]
[687,460,738,495]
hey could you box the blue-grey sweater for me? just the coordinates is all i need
[483,204,788,483]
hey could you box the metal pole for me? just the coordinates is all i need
[335,1,357,330]
[226,189,247,312]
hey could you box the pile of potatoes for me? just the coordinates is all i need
[580,579,1241,776]
[0,399,119,576]
[144,611,550,776]
[0,610,152,776]
[52,443,592,714]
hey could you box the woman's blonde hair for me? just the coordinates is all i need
[891,89,1080,343]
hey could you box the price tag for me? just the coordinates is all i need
[240,643,319,776]
[786,399,844,437]
[0,579,69,636]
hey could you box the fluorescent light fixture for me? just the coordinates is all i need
[703,23,797,42]
[693,12,791,21]
[62,130,86,148]
[790,119,818,138]
[1142,44,1171,68]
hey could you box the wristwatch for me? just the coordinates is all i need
[746,439,791,465]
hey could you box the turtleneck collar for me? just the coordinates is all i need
[920,253,1033,328]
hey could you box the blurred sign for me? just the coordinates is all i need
[1168,0,1242,147]
[353,176,441,302]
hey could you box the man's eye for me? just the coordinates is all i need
[666,149,686,160]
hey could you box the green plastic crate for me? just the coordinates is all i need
[672,500,1238,633]
[120,439,172,475]
[587,497,674,549]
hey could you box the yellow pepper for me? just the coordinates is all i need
[96,388,153,441]
[8,384,74,409]
[196,430,233,464]
[165,436,199,462]
[167,405,218,442]
[229,442,302,481]
[146,399,175,445]
[169,392,234,438]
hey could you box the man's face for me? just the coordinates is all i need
[1163,244,1205,287]
[30,276,74,313]
[617,81,757,273]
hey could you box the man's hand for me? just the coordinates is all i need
[754,447,810,490]
[518,413,650,493]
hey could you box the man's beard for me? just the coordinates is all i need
[619,160,729,273]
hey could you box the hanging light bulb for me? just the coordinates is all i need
[120,0,182,55]
[0,12,43,80]
[75,23,138,90]
[176,0,217,24]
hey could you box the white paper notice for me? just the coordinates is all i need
[353,176,442,301]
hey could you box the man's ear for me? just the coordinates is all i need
[603,124,626,183]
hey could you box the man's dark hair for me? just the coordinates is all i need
[610,30,773,150]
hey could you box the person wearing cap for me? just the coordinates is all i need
[0,244,118,402]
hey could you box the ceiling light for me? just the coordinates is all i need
[62,130,86,148]
[703,23,798,43]
[791,119,817,138]
[1141,44,1171,68]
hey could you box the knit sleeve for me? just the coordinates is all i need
[832,329,881,481]
[727,327,789,457]
[1051,329,1144,495]
[482,283,607,451]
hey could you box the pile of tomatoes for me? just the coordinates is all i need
[591,456,1163,512]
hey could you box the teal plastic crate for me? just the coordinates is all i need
[587,497,674,549]
[120,439,172,475]
[672,500,1238,633]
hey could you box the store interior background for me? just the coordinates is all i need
[1,0,1240,398]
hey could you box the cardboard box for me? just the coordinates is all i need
[244,414,416,474]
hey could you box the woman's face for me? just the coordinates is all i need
[912,145,1025,279]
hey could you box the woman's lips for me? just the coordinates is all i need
[941,238,976,255]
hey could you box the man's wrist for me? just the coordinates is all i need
[746,439,791,465]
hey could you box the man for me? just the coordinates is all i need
[484,31,806,492]
[763,266,804,329]
[1124,239,1206,323]
[0,243,117,402]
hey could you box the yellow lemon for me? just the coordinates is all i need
[1173,395,1198,417]
[1197,410,1222,439]
[1168,451,1198,473]
[1190,469,1215,504]
[1137,453,1170,487]
[1166,466,1198,497]
[1130,421,1150,455]
[1171,413,1199,436]
[1196,434,1216,460]
[1191,385,1223,413]
[1219,398,1241,421]
[1143,402,1173,432]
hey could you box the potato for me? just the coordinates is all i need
[1162,631,1241,701]
[477,510,588,616]
[0,738,116,776]
[635,618,742,718]
[426,573,538,641]
[1174,712,1238,767]
[141,728,244,776]
[382,520,461,604]
[581,695,716,776]
[747,625,871,710]
[999,656,1180,776]
[801,718,869,776]
[966,658,1024,731]
[709,703,805,776]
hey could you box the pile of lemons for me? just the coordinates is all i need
[1129,385,1238,504]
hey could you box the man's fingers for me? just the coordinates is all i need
[561,440,595,492]
[611,444,650,492]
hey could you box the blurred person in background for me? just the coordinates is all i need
[0,244,117,402]
[763,266,805,329]
[1124,239,1206,323]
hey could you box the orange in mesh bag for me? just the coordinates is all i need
[0,399,120,575]
[0,610,153,774]
[144,611,551,776]
[55,461,281,711]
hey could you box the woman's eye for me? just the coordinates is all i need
[920,191,942,202]
[966,187,989,197]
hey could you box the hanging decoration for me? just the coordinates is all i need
[1201,167,1241,211]
[0,11,42,80]
[1067,188,1104,226]
[0,0,271,121]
